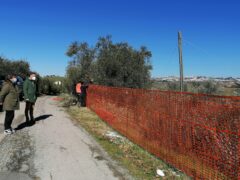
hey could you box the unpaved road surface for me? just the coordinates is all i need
[0,96,132,180]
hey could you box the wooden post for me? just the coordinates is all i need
[178,31,184,92]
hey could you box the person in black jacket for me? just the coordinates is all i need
[80,82,88,107]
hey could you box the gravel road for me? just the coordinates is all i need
[0,96,132,180]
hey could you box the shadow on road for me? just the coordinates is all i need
[35,114,53,121]
[15,114,53,131]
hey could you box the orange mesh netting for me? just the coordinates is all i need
[86,85,240,179]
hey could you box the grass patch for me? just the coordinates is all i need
[60,94,190,179]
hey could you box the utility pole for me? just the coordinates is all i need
[178,31,184,92]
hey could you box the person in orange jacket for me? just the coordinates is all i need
[75,81,82,106]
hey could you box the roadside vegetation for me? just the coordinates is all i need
[39,75,67,95]
[152,80,240,96]
[0,56,31,79]
[65,35,152,94]
[60,94,191,180]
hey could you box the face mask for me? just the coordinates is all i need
[11,78,17,83]
[32,76,36,81]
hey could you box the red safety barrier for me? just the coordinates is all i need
[87,85,240,179]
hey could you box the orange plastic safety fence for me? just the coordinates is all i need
[87,85,240,179]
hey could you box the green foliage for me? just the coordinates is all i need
[66,42,95,81]
[0,56,30,79]
[196,81,218,94]
[152,80,224,95]
[234,88,240,96]
[65,36,152,91]
[94,36,152,88]
[40,75,66,95]
[66,42,95,92]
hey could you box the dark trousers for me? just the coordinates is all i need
[4,110,15,130]
[80,93,86,107]
[77,93,86,107]
[77,93,81,104]
[25,101,35,122]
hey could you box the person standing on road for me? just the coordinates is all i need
[80,82,89,107]
[0,74,20,135]
[23,72,37,125]
[75,81,82,106]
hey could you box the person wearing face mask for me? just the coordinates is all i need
[23,72,37,125]
[0,74,20,135]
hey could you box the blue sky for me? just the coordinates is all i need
[0,0,239,77]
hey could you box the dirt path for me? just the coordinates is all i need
[0,96,132,180]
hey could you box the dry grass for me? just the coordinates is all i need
[65,105,191,180]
